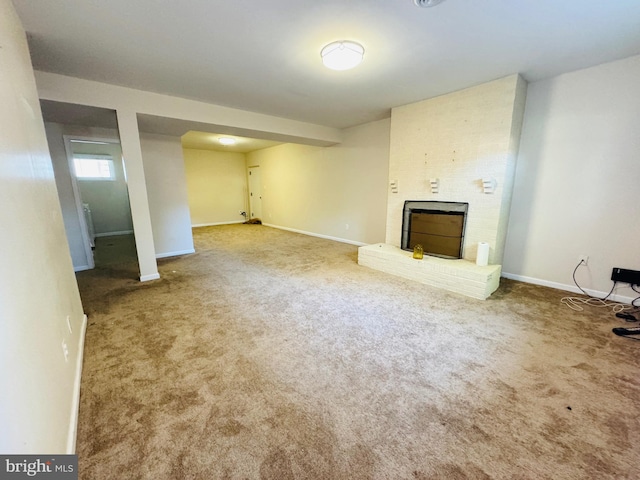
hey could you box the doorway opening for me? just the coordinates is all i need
[64,135,138,270]
[248,165,263,222]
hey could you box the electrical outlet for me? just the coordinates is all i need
[345,224,350,230]
[578,255,589,266]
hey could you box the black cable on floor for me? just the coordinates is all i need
[572,259,616,301]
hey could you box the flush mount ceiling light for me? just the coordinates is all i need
[414,0,446,6]
[218,137,236,146]
[321,41,364,71]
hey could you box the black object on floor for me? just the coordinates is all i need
[615,312,638,322]
[612,326,640,337]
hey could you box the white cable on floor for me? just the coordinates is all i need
[561,296,631,312]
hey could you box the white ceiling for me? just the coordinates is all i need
[15,0,640,130]
[181,131,283,153]
[39,100,118,129]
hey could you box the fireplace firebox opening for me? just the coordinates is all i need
[401,201,469,259]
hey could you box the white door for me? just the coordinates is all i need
[248,166,263,220]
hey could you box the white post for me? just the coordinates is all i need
[116,109,160,281]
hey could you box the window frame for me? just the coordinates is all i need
[72,154,116,181]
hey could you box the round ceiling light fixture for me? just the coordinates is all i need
[321,41,364,71]
[414,0,446,6]
[218,137,236,146]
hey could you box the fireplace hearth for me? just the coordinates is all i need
[359,197,500,300]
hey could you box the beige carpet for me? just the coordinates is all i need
[75,225,640,479]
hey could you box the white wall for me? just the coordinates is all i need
[503,55,640,302]
[183,148,248,226]
[0,0,86,453]
[387,75,527,264]
[140,133,195,257]
[246,119,390,245]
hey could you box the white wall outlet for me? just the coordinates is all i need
[578,255,589,266]
[345,224,350,230]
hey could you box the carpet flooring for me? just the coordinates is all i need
[93,234,138,269]
[75,225,640,479]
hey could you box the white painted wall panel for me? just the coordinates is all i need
[140,133,195,257]
[183,148,248,227]
[0,0,86,453]
[503,55,640,301]
[246,119,390,245]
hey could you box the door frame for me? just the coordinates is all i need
[247,165,262,220]
[62,135,122,270]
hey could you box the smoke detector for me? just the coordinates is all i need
[414,0,446,7]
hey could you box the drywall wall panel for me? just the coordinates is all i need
[0,0,86,453]
[183,148,248,226]
[503,54,640,301]
[140,133,194,257]
[246,118,390,245]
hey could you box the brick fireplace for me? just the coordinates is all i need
[358,75,527,299]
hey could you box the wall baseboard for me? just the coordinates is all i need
[66,314,87,454]
[94,230,134,237]
[140,273,161,282]
[156,249,195,259]
[262,223,367,247]
[73,265,91,272]
[192,221,244,228]
[501,272,636,304]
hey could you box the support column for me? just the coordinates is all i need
[116,109,159,281]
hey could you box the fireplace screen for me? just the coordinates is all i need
[401,201,468,259]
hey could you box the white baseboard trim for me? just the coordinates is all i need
[140,272,161,282]
[73,265,91,272]
[156,248,195,259]
[95,230,134,237]
[501,272,636,304]
[66,314,87,454]
[192,221,244,228]
[262,223,367,247]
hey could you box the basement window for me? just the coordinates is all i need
[73,155,116,180]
